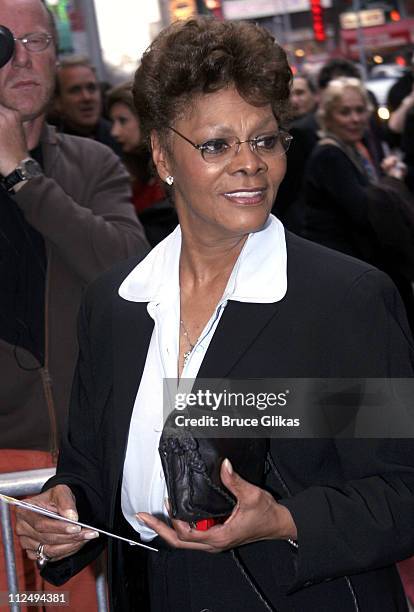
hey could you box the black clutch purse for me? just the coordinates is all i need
[159,410,268,523]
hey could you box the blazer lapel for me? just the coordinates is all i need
[198,300,281,378]
[112,299,154,464]
[110,298,280,458]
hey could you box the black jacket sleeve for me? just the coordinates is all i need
[280,270,414,590]
[41,292,109,585]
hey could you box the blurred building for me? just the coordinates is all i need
[47,0,163,82]
[220,1,335,69]
[46,0,106,78]
[339,1,414,62]
[46,1,414,83]
[219,1,413,69]
[93,0,162,80]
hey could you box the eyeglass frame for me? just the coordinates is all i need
[13,32,54,53]
[167,125,293,162]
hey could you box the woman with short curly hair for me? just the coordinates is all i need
[17,17,414,612]
[133,18,291,141]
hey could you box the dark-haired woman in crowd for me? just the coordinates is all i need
[16,18,414,612]
[107,83,165,215]
[107,83,177,245]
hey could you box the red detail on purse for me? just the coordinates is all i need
[194,518,220,530]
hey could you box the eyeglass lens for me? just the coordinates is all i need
[201,131,292,162]
[15,33,51,52]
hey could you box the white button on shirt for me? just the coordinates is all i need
[119,214,288,541]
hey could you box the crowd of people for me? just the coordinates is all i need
[275,59,414,334]
[0,1,413,611]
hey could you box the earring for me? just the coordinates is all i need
[165,175,174,186]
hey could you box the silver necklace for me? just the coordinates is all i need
[180,318,196,366]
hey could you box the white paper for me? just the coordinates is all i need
[0,493,158,552]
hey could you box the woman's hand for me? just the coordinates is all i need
[381,155,407,181]
[15,485,99,563]
[137,459,297,553]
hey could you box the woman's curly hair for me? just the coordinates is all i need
[133,17,292,143]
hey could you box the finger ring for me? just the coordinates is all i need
[35,543,51,568]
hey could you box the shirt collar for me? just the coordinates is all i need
[118,214,287,305]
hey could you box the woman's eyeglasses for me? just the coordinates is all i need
[168,126,293,164]
[13,32,53,53]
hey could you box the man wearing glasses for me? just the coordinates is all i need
[0,0,148,607]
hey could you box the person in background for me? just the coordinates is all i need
[383,54,414,154]
[107,82,177,245]
[292,58,363,150]
[274,59,362,231]
[388,82,414,136]
[16,17,414,612]
[387,76,414,194]
[400,105,414,193]
[0,0,148,608]
[303,77,414,332]
[274,59,384,235]
[50,56,122,156]
[289,74,318,120]
[107,82,165,215]
[387,53,414,114]
[317,58,361,91]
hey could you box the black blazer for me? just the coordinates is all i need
[43,231,414,611]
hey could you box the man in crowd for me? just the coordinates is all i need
[0,0,148,606]
[50,55,122,155]
[289,74,318,121]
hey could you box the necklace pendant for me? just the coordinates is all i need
[183,350,192,366]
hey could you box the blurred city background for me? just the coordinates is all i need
[46,0,413,114]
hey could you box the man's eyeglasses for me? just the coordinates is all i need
[168,126,293,164]
[14,32,53,53]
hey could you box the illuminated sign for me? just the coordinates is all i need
[310,0,326,42]
[340,9,385,30]
[222,0,332,20]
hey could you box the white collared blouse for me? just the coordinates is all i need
[119,214,287,541]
